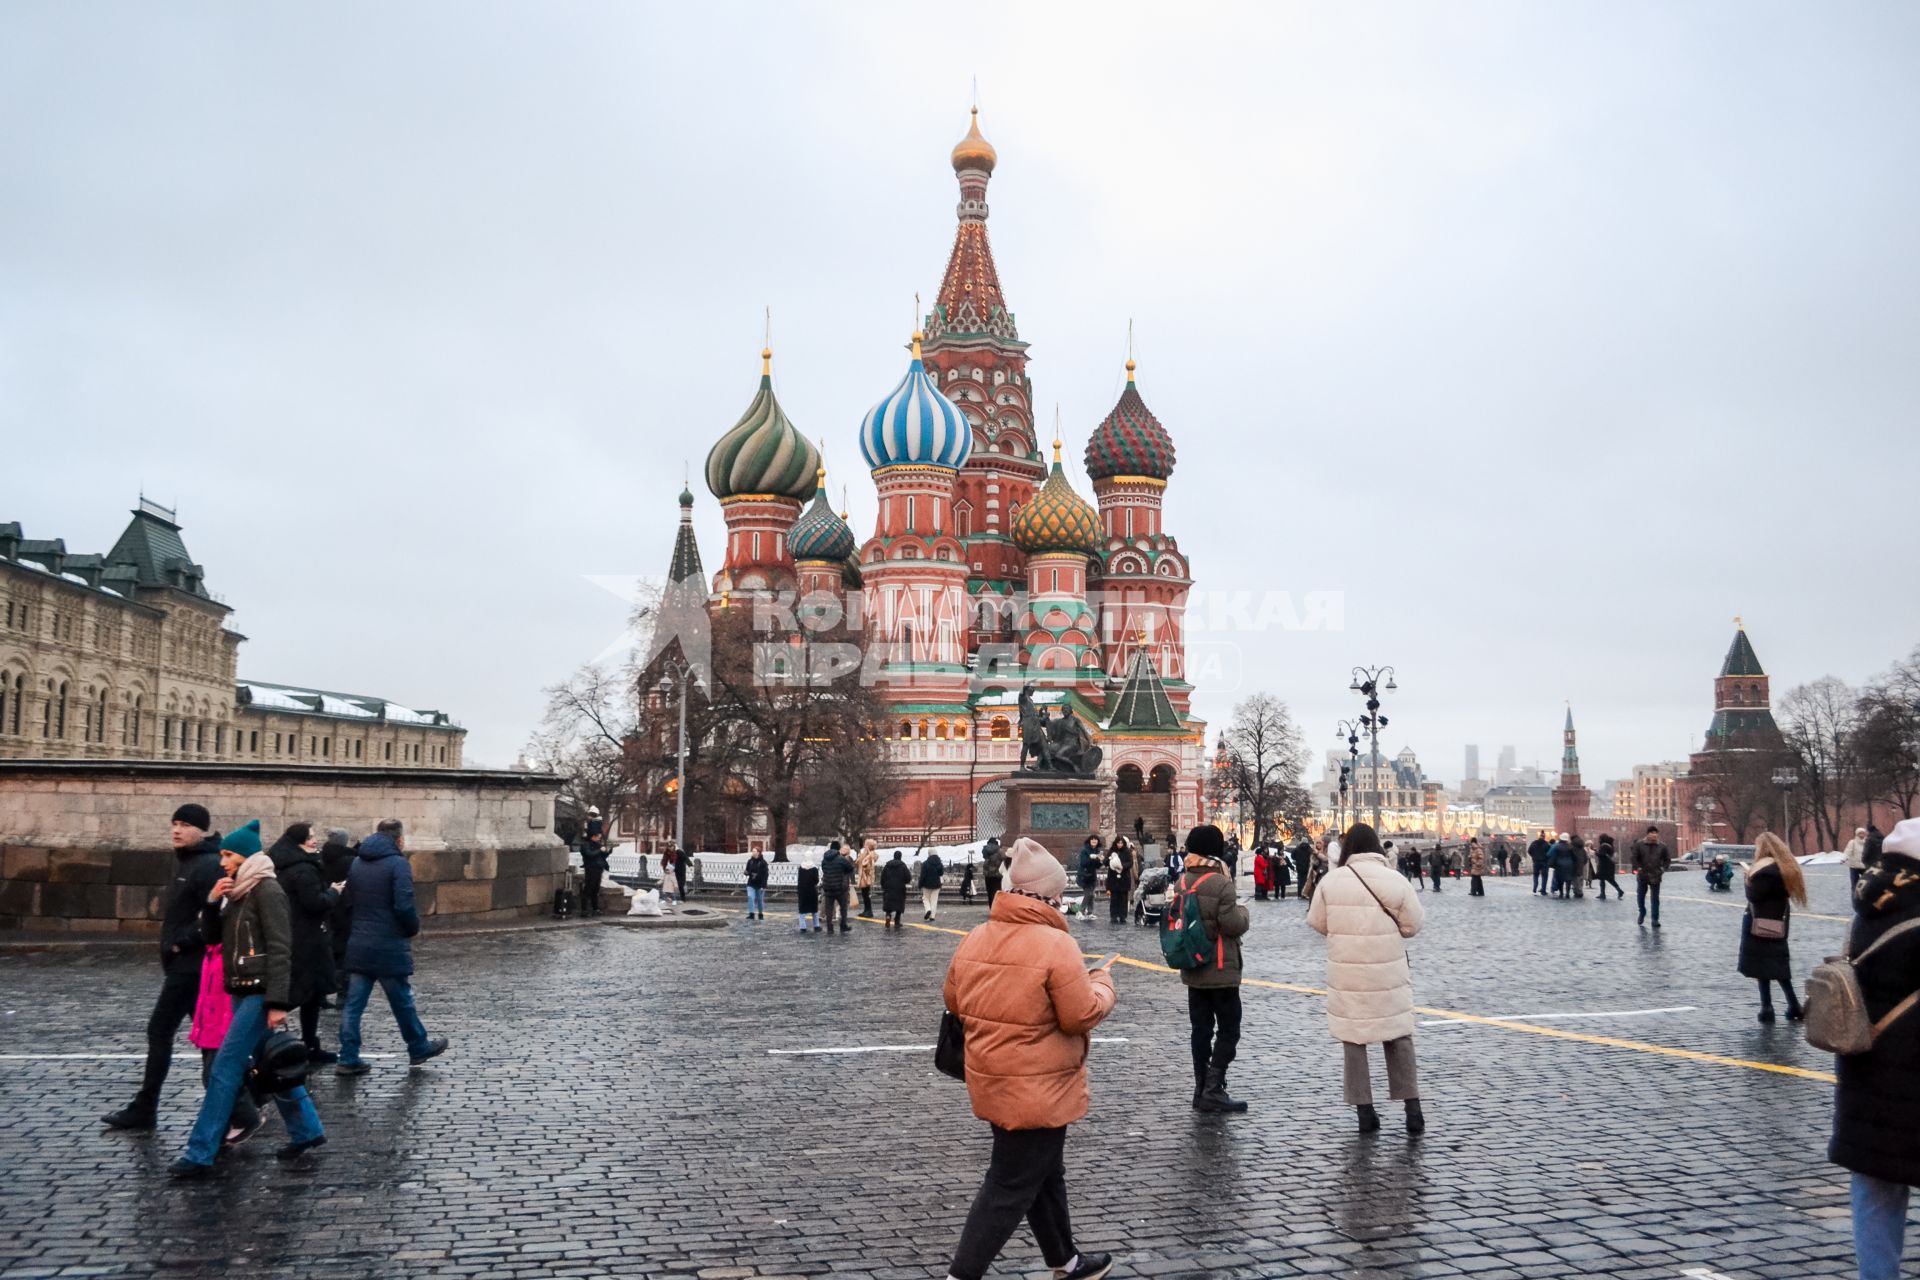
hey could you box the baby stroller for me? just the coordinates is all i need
[1704,854,1735,892]
[1137,867,1170,927]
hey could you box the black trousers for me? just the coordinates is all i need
[1187,986,1243,1075]
[984,874,1001,906]
[1429,870,1444,891]
[298,999,327,1051]
[582,866,603,914]
[1108,883,1129,922]
[1469,875,1484,896]
[135,963,203,1109]
[1596,872,1625,898]
[948,1124,1076,1280]
[859,885,874,916]
[1532,864,1548,893]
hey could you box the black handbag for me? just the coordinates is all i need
[935,1009,966,1081]
[228,904,268,995]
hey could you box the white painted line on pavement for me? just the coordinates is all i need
[770,1037,1130,1057]
[1679,1267,1737,1280]
[1421,1006,1696,1028]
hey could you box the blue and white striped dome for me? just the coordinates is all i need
[859,333,973,472]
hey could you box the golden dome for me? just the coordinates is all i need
[950,107,997,174]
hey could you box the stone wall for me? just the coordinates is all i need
[0,760,566,934]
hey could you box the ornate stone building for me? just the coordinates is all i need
[1,499,463,765]
[672,109,1207,851]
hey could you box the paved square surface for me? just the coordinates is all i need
[1,864,1907,1278]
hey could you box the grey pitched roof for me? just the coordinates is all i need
[1105,648,1181,731]
[105,505,211,599]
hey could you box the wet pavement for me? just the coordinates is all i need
[0,865,1900,1278]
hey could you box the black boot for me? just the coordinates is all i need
[1191,1063,1206,1111]
[1405,1099,1425,1135]
[1196,1066,1248,1113]
[1356,1103,1380,1133]
[101,1103,156,1131]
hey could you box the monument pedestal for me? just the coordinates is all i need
[1002,774,1108,863]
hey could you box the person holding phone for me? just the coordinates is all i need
[939,838,1116,1280]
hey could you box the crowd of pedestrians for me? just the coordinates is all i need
[101,802,450,1177]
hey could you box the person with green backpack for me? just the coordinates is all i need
[1162,824,1251,1114]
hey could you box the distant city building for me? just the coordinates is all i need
[1482,783,1556,829]
[1620,762,1686,823]
[1495,744,1518,784]
[0,500,463,766]
[1464,743,1480,784]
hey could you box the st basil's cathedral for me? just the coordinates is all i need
[665,109,1207,850]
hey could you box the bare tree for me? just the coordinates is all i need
[1781,677,1863,852]
[526,660,640,827]
[796,734,906,847]
[911,794,962,857]
[1857,646,1920,819]
[1221,693,1310,846]
[1689,745,1782,844]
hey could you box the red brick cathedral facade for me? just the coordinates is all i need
[679,109,1207,849]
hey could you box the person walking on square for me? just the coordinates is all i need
[672,843,691,901]
[981,836,1005,907]
[1548,834,1574,898]
[1466,838,1488,896]
[1307,822,1427,1136]
[103,802,227,1131]
[743,849,769,920]
[856,837,879,918]
[1426,845,1446,893]
[655,847,678,909]
[1830,818,1920,1280]
[321,829,356,982]
[1845,826,1870,891]
[334,820,448,1077]
[961,854,977,905]
[168,827,326,1175]
[1105,838,1132,923]
[1253,843,1271,901]
[920,848,947,921]
[821,840,855,934]
[795,851,822,933]
[1180,824,1252,1113]
[266,822,341,1064]
[1739,832,1807,1023]
[1594,835,1626,900]
[940,837,1116,1280]
[880,849,911,929]
[187,922,264,1146]
[1528,831,1552,895]
[1631,826,1672,928]
[1567,835,1589,899]
[1271,845,1291,900]
[1075,836,1101,918]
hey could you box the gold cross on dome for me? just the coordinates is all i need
[1734,614,1744,630]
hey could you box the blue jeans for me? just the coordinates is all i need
[181,995,322,1166]
[1637,878,1661,923]
[338,973,430,1065]
[745,886,765,915]
[1852,1172,1911,1280]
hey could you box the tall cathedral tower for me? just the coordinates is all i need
[1085,356,1192,708]
[918,108,1044,642]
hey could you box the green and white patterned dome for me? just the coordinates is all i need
[705,348,821,502]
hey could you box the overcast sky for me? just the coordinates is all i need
[4,2,1916,784]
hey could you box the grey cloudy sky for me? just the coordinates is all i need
[4,2,1916,784]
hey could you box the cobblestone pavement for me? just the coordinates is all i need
[2,864,1909,1279]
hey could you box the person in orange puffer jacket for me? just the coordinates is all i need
[939,837,1117,1280]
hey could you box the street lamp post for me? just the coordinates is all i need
[1348,667,1398,830]
[1335,719,1363,836]
[658,665,693,854]
[1771,769,1797,850]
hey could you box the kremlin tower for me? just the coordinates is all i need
[704,346,819,596]
[1551,705,1592,835]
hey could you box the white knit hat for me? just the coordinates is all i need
[1883,818,1920,859]
[1005,837,1066,900]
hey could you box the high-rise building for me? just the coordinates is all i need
[1464,743,1480,784]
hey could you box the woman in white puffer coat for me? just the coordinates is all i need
[1306,822,1427,1136]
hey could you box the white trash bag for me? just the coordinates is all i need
[628,888,665,917]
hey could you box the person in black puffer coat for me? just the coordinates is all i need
[1736,833,1806,1022]
[321,829,357,975]
[1830,818,1920,1278]
[880,850,912,929]
[820,841,855,935]
[267,823,342,1062]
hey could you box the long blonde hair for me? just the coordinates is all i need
[1755,832,1808,907]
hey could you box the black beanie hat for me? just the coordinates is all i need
[1185,824,1226,861]
[171,803,212,832]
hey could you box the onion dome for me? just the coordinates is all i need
[951,106,997,174]
[789,467,856,562]
[706,348,820,501]
[1013,440,1101,556]
[859,331,973,471]
[1084,358,1176,481]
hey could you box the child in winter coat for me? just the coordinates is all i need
[189,943,262,1142]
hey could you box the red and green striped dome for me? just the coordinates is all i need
[1084,360,1175,482]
